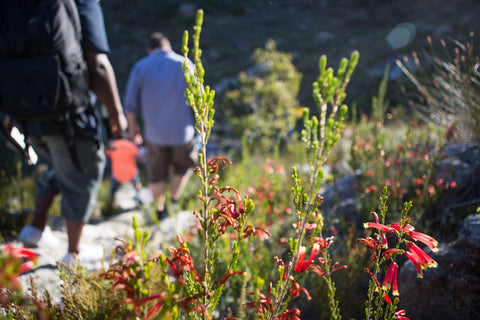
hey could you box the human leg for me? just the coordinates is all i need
[146,143,169,217]
[30,194,56,230]
[149,181,167,211]
[18,138,60,247]
[170,140,198,208]
[110,175,120,205]
[64,219,84,254]
[46,135,105,256]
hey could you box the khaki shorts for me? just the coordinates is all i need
[146,139,198,183]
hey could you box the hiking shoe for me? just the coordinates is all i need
[156,207,169,220]
[61,252,77,267]
[18,225,60,248]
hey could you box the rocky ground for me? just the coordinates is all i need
[16,185,197,306]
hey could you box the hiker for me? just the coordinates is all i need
[5,0,128,264]
[105,137,143,208]
[124,32,198,220]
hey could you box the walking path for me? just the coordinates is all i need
[17,185,197,306]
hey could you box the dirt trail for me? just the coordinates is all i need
[17,185,196,306]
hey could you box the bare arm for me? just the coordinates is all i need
[126,112,143,146]
[85,51,127,137]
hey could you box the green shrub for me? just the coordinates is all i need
[221,39,303,151]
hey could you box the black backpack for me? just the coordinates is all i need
[0,0,90,121]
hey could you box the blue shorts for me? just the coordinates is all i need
[31,135,106,223]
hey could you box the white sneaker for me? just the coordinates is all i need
[61,252,77,266]
[17,225,60,248]
[60,244,104,267]
[18,225,43,247]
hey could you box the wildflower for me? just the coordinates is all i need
[383,293,392,304]
[218,269,245,285]
[414,178,423,185]
[245,291,273,314]
[406,230,438,252]
[278,307,301,320]
[289,277,311,300]
[449,181,457,188]
[363,221,395,233]
[406,241,438,269]
[242,225,271,239]
[404,251,423,278]
[294,243,320,273]
[308,263,325,277]
[263,164,274,174]
[366,185,377,193]
[382,262,399,296]
[394,309,410,320]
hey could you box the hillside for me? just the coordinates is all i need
[102,0,480,113]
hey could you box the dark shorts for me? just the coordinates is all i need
[31,134,106,223]
[146,139,198,183]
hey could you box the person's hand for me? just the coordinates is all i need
[109,113,128,137]
[130,130,143,146]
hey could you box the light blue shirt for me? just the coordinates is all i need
[124,49,195,146]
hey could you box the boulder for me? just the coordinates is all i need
[398,214,480,320]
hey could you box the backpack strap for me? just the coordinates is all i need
[61,0,82,43]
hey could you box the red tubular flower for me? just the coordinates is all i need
[18,260,35,274]
[363,222,395,233]
[391,223,438,252]
[294,243,320,273]
[406,241,438,269]
[278,307,301,320]
[404,251,423,278]
[382,262,399,296]
[394,309,410,320]
[405,230,438,252]
[289,277,311,300]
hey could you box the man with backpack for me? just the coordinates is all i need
[1,0,127,264]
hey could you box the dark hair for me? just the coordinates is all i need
[148,32,170,50]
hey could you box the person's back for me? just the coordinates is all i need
[124,32,198,220]
[124,41,195,147]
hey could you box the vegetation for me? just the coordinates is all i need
[0,8,476,320]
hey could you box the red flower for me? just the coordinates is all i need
[394,309,410,320]
[406,230,438,252]
[363,222,395,233]
[289,277,311,300]
[406,241,438,269]
[391,224,438,252]
[263,164,274,174]
[278,308,301,320]
[414,178,423,185]
[294,244,320,273]
[404,251,423,278]
[382,262,399,296]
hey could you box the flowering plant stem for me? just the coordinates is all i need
[267,51,359,320]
